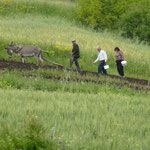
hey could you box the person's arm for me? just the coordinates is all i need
[93,54,99,64]
[121,51,124,60]
[72,45,75,55]
[72,44,79,56]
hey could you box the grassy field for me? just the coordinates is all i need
[0,0,150,150]
[0,68,150,149]
[0,89,150,150]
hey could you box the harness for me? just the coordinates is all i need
[15,46,35,57]
[16,46,24,53]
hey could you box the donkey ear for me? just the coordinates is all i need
[8,41,14,46]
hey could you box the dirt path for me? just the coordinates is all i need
[0,59,149,87]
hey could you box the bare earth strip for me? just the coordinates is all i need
[0,59,149,89]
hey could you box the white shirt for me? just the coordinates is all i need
[94,50,108,63]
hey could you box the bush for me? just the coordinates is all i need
[119,1,150,43]
[77,0,150,43]
[0,117,65,150]
[77,0,137,29]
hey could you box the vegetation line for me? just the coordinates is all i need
[0,59,149,88]
[23,74,150,91]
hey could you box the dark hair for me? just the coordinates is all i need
[114,47,120,51]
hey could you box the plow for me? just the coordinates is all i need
[0,59,149,88]
[43,58,64,67]
[3,42,150,89]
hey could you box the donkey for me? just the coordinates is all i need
[5,42,64,67]
[5,42,44,65]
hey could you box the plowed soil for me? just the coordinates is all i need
[0,59,149,87]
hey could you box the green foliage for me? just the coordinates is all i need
[77,0,136,29]
[0,117,63,150]
[77,0,102,28]
[77,0,150,43]
[120,1,150,43]
[0,70,24,89]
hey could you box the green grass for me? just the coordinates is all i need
[0,0,150,149]
[0,0,76,19]
[0,116,60,150]
[0,89,150,150]
[1,68,149,150]
[0,69,148,93]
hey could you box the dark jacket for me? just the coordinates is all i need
[72,44,80,58]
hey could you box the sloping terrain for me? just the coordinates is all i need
[0,59,149,88]
[0,0,150,150]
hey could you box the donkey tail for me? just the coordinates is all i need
[42,50,49,56]
[38,51,42,58]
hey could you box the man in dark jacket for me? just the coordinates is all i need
[70,40,80,72]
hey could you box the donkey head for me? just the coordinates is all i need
[5,42,19,58]
[5,47,13,58]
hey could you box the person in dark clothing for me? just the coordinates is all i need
[70,40,80,72]
[114,47,124,77]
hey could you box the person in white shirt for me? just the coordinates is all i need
[93,46,108,75]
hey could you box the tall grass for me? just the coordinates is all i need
[0,89,150,150]
[0,0,76,19]
[1,69,143,94]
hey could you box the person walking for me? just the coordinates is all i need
[114,47,124,77]
[93,46,108,75]
[70,40,80,72]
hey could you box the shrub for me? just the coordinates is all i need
[77,0,137,29]
[77,0,150,43]
[119,1,150,43]
[0,117,64,150]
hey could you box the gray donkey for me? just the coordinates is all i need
[5,42,63,67]
[5,42,44,65]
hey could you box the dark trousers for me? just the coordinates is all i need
[70,57,80,72]
[98,60,107,75]
[116,60,124,76]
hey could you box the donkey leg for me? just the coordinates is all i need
[21,56,26,63]
[35,57,40,66]
[39,53,44,65]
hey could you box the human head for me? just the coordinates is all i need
[72,40,76,45]
[114,47,120,52]
[96,46,101,52]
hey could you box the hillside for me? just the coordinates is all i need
[0,0,150,150]
[0,0,150,79]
